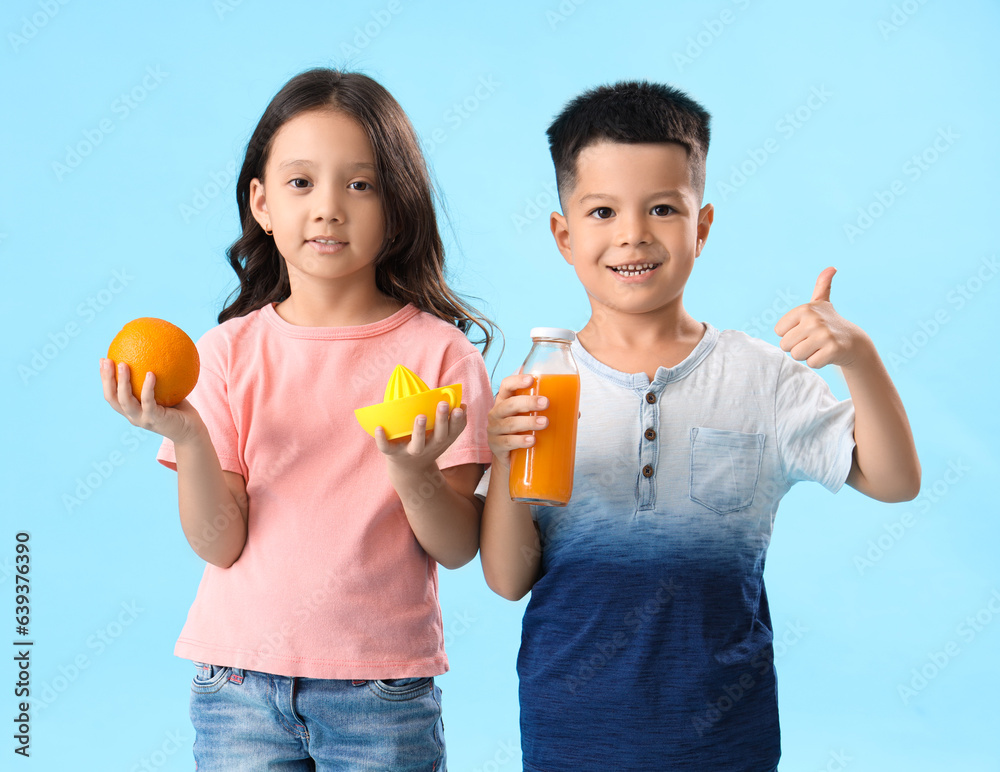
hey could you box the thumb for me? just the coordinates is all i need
[811,266,837,302]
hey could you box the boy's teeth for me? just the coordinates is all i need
[612,263,657,277]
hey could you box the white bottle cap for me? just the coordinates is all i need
[529,327,576,341]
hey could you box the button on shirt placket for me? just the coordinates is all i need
[638,389,660,510]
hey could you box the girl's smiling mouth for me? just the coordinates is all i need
[307,238,348,254]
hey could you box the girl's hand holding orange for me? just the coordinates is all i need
[101,316,205,443]
[99,359,204,444]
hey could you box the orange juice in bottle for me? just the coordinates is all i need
[509,328,580,507]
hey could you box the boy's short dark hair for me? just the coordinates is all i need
[546,80,712,202]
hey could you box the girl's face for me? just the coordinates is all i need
[250,109,386,292]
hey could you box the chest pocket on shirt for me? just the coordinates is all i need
[689,427,765,514]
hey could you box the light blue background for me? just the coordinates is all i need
[3,1,999,769]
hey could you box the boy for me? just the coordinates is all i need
[478,82,920,771]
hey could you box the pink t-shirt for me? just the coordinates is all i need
[157,302,493,679]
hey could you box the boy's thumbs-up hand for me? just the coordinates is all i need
[774,267,869,369]
[810,265,836,303]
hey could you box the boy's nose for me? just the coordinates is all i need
[615,213,651,247]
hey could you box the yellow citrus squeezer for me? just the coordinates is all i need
[354,365,463,440]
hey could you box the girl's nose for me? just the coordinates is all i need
[312,185,344,222]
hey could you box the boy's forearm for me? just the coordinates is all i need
[841,337,921,502]
[391,465,481,570]
[174,425,248,568]
[480,458,542,601]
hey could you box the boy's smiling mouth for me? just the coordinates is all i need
[608,262,660,278]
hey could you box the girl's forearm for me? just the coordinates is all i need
[479,458,541,601]
[841,338,921,502]
[174,424,248,567]
[391,464,481,570]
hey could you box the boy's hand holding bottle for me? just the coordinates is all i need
[487,375,550,471]
[489,329,580,507]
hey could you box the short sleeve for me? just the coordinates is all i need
[156,359,243,476]
[774,355,855,492]
[474,465,492,501]
[435,350,494,471]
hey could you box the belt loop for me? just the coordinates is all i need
[228,667,245,685]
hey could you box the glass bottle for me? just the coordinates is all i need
[508,328,580,507]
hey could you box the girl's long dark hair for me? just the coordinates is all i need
[219,68,494,354]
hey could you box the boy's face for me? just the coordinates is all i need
[550,141,713,324]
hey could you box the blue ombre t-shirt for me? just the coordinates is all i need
[482,323,855,771]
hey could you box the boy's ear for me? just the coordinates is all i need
[550,211,573,265]
[249,178,270,230]
[695,202,714,258]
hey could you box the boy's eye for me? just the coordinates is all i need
[651,204,675,216]
[590,207,614,219]
[289,178,311,189]
[349,181,373,191]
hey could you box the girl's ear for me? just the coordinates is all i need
[550,211,573,265]
[249,178,270,232]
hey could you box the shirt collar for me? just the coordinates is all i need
[571,323,719,391]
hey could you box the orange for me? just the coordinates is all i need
[107,318,200,407]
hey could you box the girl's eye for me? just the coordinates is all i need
[590,207,614,220]
[349,181,372,191]
[651,204,675,216]
[290,178,311,189]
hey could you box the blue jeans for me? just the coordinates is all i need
[190,663,446,770]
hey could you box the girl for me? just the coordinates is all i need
[99,68,494,771]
